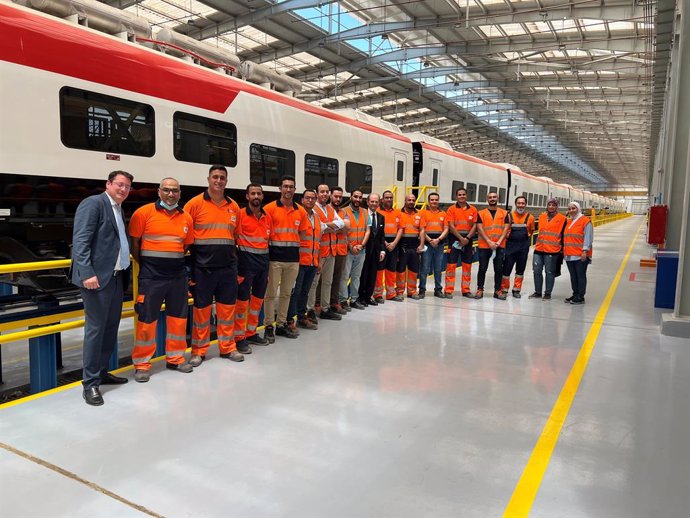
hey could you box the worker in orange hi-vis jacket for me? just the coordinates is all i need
[129,177,194,383]
[475,190,511,300]
[395,193,425,300]
[375,190,403,302]
[501,196,535,299]
[185,165,244,366]
[444,187,478,299]
[233,183,273,355]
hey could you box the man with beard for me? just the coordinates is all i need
[357,193,386,306]
[329,187,350,313]
[444,188,478,299]
[339,189,369,310]
[376,190,403,302]
[395,193,425,300]
[475,191,510,300]
[418,192,448,298]
[233,184,272,354]
[500,196,535,298]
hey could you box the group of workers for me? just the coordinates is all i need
[71,167,593,406]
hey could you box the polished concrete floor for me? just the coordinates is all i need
[1,215,689,517]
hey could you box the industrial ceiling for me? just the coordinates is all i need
[105,0,675,192]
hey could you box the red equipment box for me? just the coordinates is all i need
[648,205,668,245]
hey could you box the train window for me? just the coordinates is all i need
[528,193,534,205]
[396,160,404,182]
[173,112,237,167]
[489,186,497,197]
[522,191,528,200]
[305,154,338,189]
[60,86,154,157]
[499,188,506,204]
[451,180,464,201]
[432,168,439,187]
[466,183,477,201]
[478,185,488,203]
[541,195,546,206]
[249,144,295,187]
[346,162,373,193]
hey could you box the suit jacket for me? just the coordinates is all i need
[365,211,385,255]
[71,192,129,290]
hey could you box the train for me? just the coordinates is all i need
[0,0,624,292]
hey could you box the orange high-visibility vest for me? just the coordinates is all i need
[535,212,567,253]
[399,208,422,247]
[334,207,348,256]
[420,209,447,238]
[315,203,338,258]
[478,208,508,249]
[446,203,477,236]
[563,216,593,257]
[264,200,305,262]
[185,191,240,267]
[129,202,193,258]
[299,210,322,266]
[236,207,271,255]
[379,207,401,242]
[343,206,367,247]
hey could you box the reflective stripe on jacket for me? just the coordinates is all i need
[563,216,593,257]
[535,212,567,253]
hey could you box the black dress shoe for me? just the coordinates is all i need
[83,387,104,406]
[100,372,128,385]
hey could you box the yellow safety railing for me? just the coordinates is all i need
[591,212,632,227]
[405,185,439,211]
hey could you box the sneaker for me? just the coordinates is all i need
[528,292,542,299]
[445,292,454,299]
[287,321,300,335]
[276,323,299,338]
[331,304,348,315]
[134,369,150,383]
[350,301,366,310]
[236,339,252,355]
[166,361,193,373]
[340,301,352,312]
[319,309,342,321]
[264,325,275,344]
[306,309,318,322]
[220,351,245,362]
[434,289,444,298]
[564,296,574,303]
[247,334,269,346]
[462,292,475,299]
[512,290,521,299]
[493,291,507,300]
[542,293,551,300]
[392,295,404,302]
[408,293,420,300]
[297,317,318,330]
[418,289,426,299]
[570,297,585,305]
[475,289,484,299]
[188,354,205,367]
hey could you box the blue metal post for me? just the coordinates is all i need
[0,283,12,295]
[29,331,57,393]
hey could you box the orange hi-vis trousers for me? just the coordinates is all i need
[377,246,399,299]
[234,260,269,342]
[445,243,474,295]
[396,247,419,296]
[190,264,238,357]
[132,276,188,371]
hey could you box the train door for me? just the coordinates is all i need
[393,150,409,207]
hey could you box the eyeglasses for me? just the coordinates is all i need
[111,181,132,191]
[160,188,180,194]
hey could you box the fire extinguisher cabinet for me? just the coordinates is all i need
[648,205,668,245]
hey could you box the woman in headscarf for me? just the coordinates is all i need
[529,198,567,300]
[564,202,593,304]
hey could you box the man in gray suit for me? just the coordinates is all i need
[72,171,133,406]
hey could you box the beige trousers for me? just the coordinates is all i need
[264,261,299,327]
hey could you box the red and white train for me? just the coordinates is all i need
[0,0,623,291]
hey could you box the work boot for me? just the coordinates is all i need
[166,361,193,373]
[264,325,276,344]
[340,301,352,312]
[331,304,347,315]
[189,355,205,367]
[276,323,299,338]
[493,291,507,300]
[528,292,542,299]
[236,339,252,355]
[444,292,454,299]
[512,290,521,299]
[418,289,426,299]
[247,334,269,345]
[434,289,444,298]
[134,369,150,383]
[287,320,300,335]
[462,292,475,299]
[474,289,484,299]
[564,296,574,303]
[220,350,245,362]
[408,293,420,300]
[319,309,342,321]
[542,293,552,300]
[392,295,404,302]
[306,309,318,322]
[374,297,385,304]
[297,317,318,330]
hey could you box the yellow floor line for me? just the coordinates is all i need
[0,441,163,517]
[502,223,643,518]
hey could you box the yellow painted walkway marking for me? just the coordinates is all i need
[502,224,642,517]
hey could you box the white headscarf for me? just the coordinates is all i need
[568,202,582,226]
